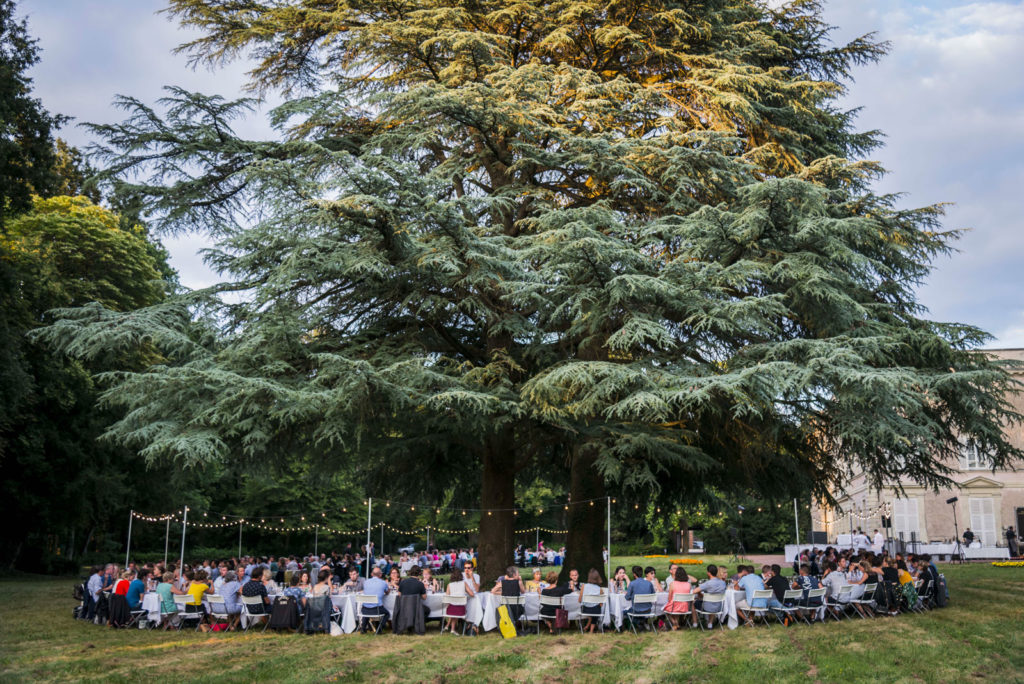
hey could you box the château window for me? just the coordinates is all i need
[959,443,993,471]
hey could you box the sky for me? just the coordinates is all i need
[21,0,1024,348]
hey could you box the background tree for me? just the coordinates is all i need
[41,0,1022,584]
[0,0,63,226]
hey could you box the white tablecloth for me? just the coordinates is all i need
[142,592,162,623]
[606,590,746,630]
[336,592,446,633]
[479,592,598,632]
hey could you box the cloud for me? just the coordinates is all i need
[823,1,1024,340]
[992,311,1024,349]
[25,0,274,289]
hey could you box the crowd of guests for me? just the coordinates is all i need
[77,544,945,634]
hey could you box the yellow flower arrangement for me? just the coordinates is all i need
[991,560,1024,567]
[643,554,669,558]
[670,558,704,565]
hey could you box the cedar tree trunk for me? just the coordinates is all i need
[560,443,607,583]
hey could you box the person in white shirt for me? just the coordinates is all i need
[852,530,870,552]
[461,560,481,591]
[872,529,885,553]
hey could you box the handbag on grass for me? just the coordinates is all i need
[554,608,569,630]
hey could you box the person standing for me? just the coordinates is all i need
[872,529,885,553]
[1006,527,1019,557]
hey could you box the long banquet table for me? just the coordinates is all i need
[141,587,760,632]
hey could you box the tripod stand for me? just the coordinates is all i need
[727,527,747,563]
[951,503,965,564]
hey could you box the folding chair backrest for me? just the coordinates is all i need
[630,593,658,615]
[539,595,563,608]
[241,595,264,613]
[860,583,876,597]
[807,588,826,600]
[173,595,192,610]
[752,590,773,601]
[581,594,608,606]
[782,589,803,602]
[442,595,467,606]
[500,595,525,606]
[836,586,852,599]
[207,594,228,616]
[672,592,693,603]
[354,594,379,619]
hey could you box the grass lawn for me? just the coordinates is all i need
[1,556,1022,683]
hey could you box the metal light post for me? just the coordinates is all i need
[365,498,372,579]
[178,506,189,584]
[125,509,134,568]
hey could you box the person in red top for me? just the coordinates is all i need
[113,571,132,595]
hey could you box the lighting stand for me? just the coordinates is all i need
[951,502,965,565]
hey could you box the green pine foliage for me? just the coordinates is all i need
[41,1,1022,578]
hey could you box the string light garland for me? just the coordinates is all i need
[811,502,893,527]
[129,511,570,537]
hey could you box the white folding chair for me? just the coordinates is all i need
[693,593,725,631]
[440,595,468,635]
[749,590,775,626]
[825,585,853,621]
[206,594,232,630]
[173,594,203,631]
[538,595,565,635]
[499,595,528,633]
[355,594,386,635]
[663,592,694,630]
[158,597,179,629]
[578,593,608,634]
[851,583,877,618]
[776,589,804,626]
[625,593,659,635]
[803,588,826,624]
[917,579,935,611]
[240,595,269,631]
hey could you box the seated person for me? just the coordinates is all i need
[579,568,606,633]
[282,572,307,612]
[764,564,789,611]
[662,567,693,630]
[421,567,440,594]
[733,565,767,624]
[387,567,402,591]
[113,570,132,595]
[360,567,391,633]
[443,568,472,634]
[566,568,581,593]
[624,566,657,630]
[394,566,427,635]
[792,564,821,621]
[539,572,572,634]
[610,566,630,594]
[218,571,242,629]
[126,569,148,611]
[155,571,185,629]
[491,565,526,631]
[342,566,365,594]
[461,560,481,591]
[187,569,210,609]
[820,561,850,617]
[691,565,727,628]
[524,568,545,592]
[241,568,271,614]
